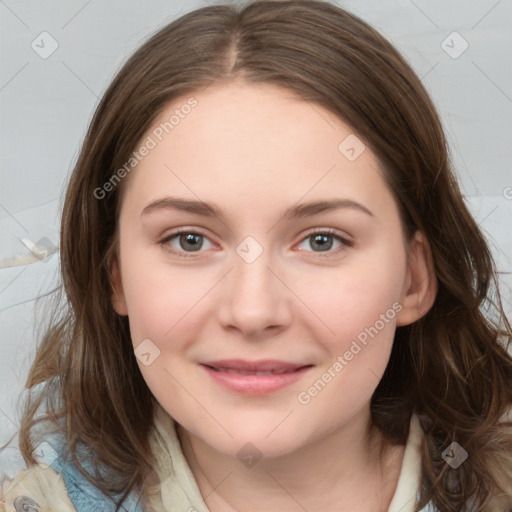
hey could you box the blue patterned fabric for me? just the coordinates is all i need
[46,432,145,512]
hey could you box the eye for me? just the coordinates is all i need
[159,229,215,257]
[296,229,353,255]
[159,227,353,258]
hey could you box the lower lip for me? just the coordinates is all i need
[200,364,313,395]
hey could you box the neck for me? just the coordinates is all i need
[177,407,405,512]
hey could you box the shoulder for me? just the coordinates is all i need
[1,463,77,512]
[2,433,144,512]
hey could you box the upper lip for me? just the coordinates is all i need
[200,359,311,372]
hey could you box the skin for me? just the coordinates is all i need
[111,81,437,512]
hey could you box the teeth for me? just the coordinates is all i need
[214,368,296,375]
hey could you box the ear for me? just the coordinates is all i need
[396,231,437,326]
[110,256,129,316]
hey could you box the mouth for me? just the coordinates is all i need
[205,367,302,376]
[199,359,314,394]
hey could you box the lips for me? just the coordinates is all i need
[210,368,296,376]
[200,359,310,375]
[200,360,313,395]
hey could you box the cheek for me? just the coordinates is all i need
[294,260,404,417]
[294,252,406,345]
[119,253,207,402]
[117,225,233,391]
[118,242,204,344]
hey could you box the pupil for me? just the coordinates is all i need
[312,234,332,252]
[181,233,202,251]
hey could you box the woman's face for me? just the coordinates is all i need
[111,81,429,459]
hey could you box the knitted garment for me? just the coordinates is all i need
[1,405,431,512]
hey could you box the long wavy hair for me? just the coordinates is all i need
[9,0,512,510]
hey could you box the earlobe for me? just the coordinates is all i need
[110,257,129,316]
[396,231,437,326]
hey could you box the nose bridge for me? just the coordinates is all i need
[233,235,278,308]
[218,234,290,334]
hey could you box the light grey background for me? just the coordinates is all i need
[1,0,511,474]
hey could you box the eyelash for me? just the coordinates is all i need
[159,227,354,259]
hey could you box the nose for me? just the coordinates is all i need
[216,242,293,339]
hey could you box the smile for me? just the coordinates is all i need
[199,360,314,395]
[207,366,300,376]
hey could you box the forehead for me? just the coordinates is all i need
[120,81,394,221]
[148,80,366,167]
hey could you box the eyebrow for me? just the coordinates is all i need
[141,196,374,219]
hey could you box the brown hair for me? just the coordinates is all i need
[10,0,512,510]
